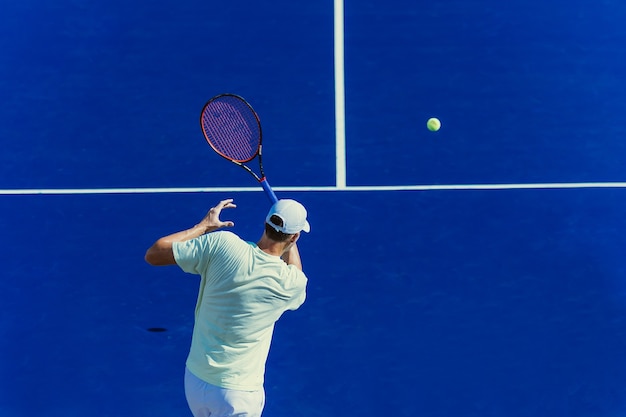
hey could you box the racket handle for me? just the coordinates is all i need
[260,178,279,204]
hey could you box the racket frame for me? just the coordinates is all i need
[200,93,278,203]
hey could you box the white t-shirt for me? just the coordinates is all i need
[173,231,307,391]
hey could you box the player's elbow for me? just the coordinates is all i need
[144,246,160,265]
[145,241,175,266]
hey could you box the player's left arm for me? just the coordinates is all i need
[145,199,236,266]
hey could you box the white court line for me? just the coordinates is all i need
[4,7,622,197]
[334,0,346,189]
[2,183,626,195]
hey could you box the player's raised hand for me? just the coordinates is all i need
[198,199,237,232]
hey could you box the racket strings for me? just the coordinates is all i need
[201,97,261,162]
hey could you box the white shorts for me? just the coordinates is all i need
[184,367,265,417]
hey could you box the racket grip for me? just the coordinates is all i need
[260,178,279,204]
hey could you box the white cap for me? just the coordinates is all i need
[265,199,310,234]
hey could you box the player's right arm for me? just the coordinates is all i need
[281,243,302,271]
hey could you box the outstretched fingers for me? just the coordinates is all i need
[203,199,237,229]
[216,198,237,210]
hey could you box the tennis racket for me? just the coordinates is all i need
[200,93,278,204]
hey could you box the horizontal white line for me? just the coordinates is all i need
[2,183,626,195]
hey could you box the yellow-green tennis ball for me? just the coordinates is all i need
[427,117,441,132]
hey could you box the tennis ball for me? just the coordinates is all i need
[427,117,441,132]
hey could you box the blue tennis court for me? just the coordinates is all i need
[3,1,626,416]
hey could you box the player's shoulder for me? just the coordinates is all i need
[208,230,249,248]
[204,230,237,242]
[285,264,308,287]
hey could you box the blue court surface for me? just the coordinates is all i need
[2,1,626,416]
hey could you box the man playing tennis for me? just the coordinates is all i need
[145,198,310,417]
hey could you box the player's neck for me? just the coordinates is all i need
[256,235,288,257]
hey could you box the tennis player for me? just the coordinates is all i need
[145,198,310,417]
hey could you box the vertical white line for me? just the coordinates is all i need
[334,0,347,189]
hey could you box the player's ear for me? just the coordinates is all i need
[289,232,300,244]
